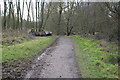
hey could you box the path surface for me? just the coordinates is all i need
[25,37,80,78]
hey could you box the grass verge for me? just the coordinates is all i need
[2,36,56,63]
[73,35,119,78]
[2,36,56,78]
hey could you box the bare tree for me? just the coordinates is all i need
[16,0,20,29]
[39,0,45,31]
[19,0,25,30]
[42,2,52,30]
[35,0,38,31]
[3,0,7,29]
[26,0,32,26]
[8,0,12,29]
[31,0,35,28]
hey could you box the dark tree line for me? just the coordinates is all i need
[1,1,119,41]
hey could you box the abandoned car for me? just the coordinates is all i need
[29,28,52,36]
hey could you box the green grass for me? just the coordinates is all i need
[2,36,56,63]
[73,35,119,78]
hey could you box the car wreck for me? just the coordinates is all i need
[29,28,52,36]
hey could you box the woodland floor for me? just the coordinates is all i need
[24,37,81,78]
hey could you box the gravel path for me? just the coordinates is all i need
[25,37,81,78]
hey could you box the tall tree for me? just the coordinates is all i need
[3,0,7,29]
[39,0,45,31]
[16,0,20,29]
[26,0,32,27]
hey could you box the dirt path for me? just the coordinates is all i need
[25,37,81,78]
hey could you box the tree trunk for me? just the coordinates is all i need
[39,1,45,32]
[3,1,7,29]
[36,1,38,32]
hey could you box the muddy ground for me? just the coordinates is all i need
[2,37,81,79]
[25,37,81,78]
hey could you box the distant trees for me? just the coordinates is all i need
[104,2,120,41]
[64,2,76,36]
[44,2,118,41]
[1,1,119,41]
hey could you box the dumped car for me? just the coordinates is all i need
[29,28,52,36]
